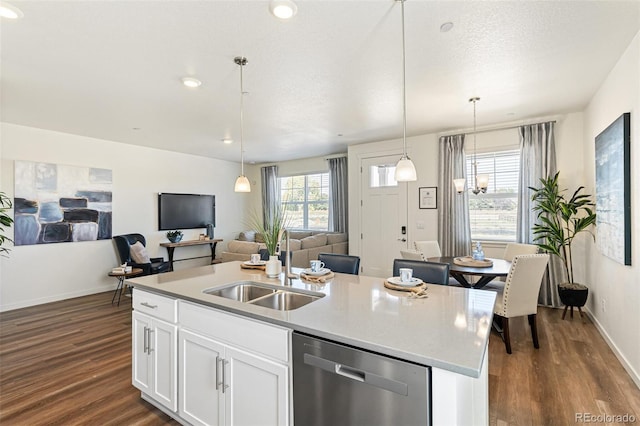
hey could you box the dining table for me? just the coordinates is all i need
[428,256,512,289]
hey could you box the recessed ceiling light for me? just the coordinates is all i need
[222,138,233,144]
[0,2,24,19]
[269,0,297,20]
[440,22,454,33]
[181,77,202,88]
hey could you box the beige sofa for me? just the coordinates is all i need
[220,230,348,268]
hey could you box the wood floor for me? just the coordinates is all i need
[1,291,639,425]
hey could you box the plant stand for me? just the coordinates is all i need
[558,283,588,322]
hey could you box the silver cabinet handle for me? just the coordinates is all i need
[215,356,221,390]
[141,302,158,309]
[143,326,148,354]
[221,359,229,393]
[397,238,407,242]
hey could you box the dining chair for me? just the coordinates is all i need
[487,253,550,354]
[392,259,449,285]
[317,253,361,275]
[484,242,540,286]
[502,242,538,261]
[400,249,423,260]
[413,240,442,260]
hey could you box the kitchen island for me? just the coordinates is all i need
[127,261,495,425]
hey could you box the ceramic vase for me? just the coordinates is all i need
[266,255,281,278]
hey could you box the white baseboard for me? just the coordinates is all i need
[585,307,640,389]
[0,284,117,312]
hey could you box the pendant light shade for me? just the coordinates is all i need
[395,156,417,181]
[393,0,417,182]
[234,175,251,192]
[453,178,466,193]
[234,56,251,193]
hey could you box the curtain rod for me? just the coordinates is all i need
[438,115,561,138]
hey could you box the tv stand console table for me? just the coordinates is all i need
[160,239,223,271]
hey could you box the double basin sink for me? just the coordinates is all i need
[203,281,324,311]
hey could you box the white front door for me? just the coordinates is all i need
[360,155,408,277]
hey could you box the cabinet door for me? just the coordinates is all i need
[151,319,177,411]
[179,329,225,426]
[224,346,289,426]
[132,311,152,393]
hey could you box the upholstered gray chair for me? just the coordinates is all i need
[392,259,449,285]
[318,253,360,275]
[488,254,550,354]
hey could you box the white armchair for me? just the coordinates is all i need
[488,254,550,354]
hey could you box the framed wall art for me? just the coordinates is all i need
[595,112,631,265]
[419,187,437,209]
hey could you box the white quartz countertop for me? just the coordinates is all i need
[127,261,496,378]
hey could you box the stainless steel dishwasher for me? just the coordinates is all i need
[292,332,430,426]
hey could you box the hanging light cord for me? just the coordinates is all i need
[400,0,407,159]
[240,60,245,176]
[235,56,248,176]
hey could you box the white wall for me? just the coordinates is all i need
[347,114,584,259]
[0,123,250,311]
[582,31,640,386]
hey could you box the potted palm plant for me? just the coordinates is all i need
[248,204,289,277]
[529,172,597,309]
[1,191,14,257]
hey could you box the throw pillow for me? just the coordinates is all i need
[130,241,151,264]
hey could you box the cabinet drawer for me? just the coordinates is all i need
[133,289,177,324]
[179,301,290,363]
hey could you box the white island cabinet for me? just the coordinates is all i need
[178,300,290,426]
[128,262,495,426]
[132,289,178,411]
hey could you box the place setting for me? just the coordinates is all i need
[300,260,334,283]
[241,254,267,270]
[385,268,428,298]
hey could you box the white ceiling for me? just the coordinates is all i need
[1,1,639,164]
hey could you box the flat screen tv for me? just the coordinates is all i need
[158,193,215,231]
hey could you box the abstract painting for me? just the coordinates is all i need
[595,113,631,265]
[14,161,112,246]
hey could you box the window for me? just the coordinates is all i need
[280,173,329,230]
[465,149,520,241]
[369,165,397,188]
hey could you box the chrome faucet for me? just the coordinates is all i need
[277,228,297,284]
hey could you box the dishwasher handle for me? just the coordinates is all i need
[303,353,408,395]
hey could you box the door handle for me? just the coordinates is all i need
[215,356,221,390]
[221,359,229,393]
[397,238,407,242]
[143,326,148,354]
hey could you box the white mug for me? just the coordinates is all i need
[399,268,413,283]
[310,260,325,273]
[250,253,261,264]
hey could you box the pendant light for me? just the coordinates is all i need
[234,56,251,193]
[393,0,417,182]
[454,97,489,194]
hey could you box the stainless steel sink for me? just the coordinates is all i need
[203,281,324,311]
[203,281,276,302]
[250,292,322,311]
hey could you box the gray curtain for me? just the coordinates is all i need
[328,157,348,233]
[438,134,471,257]
[517,122,561,307]
[261,165,279,227]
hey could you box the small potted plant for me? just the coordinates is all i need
[0,191,14,257]
[166,230,183,243]
[248,204,289,277]
[529,172,596,311]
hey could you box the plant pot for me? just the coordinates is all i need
[265,255,282,278]
[558,282,588,307]
[168,235,183,243]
